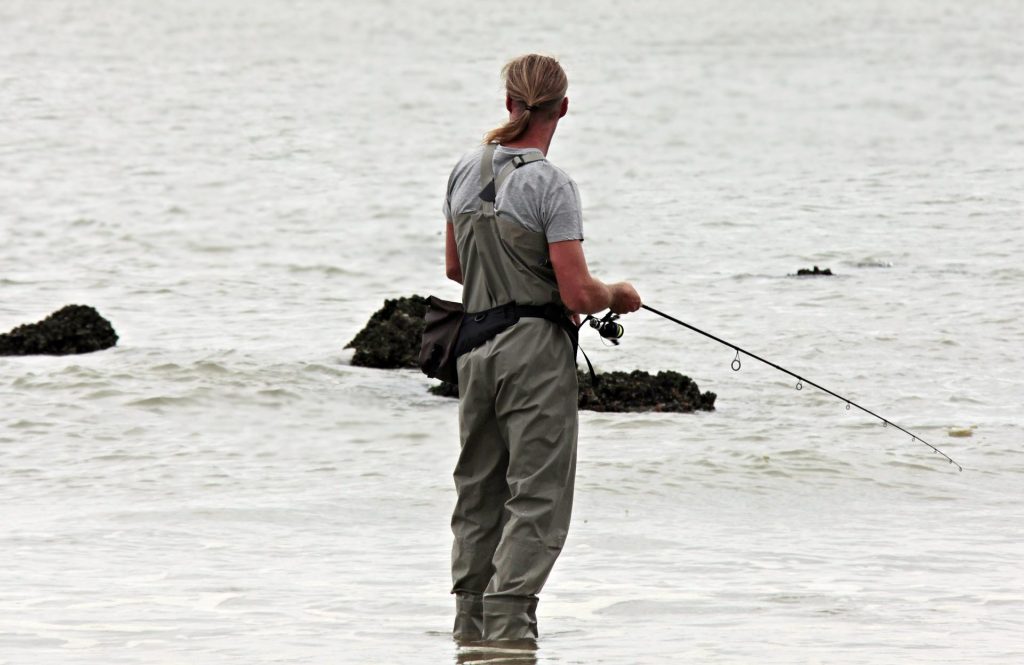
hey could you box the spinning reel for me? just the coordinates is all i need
[588,311,625,345]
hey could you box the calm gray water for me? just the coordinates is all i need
[2,1,1022,663]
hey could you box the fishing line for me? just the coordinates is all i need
[639,304,963,472]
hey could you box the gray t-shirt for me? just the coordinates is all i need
[442,145,584,243]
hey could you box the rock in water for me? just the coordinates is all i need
[796,265,833,276]
[578,369,716,412]
[429,381,459,399]
[346,296,428,368]
[430,370,716,413]
[0,305,118,356]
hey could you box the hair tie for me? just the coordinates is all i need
[525,104,538,112]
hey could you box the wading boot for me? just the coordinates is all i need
[482,595,539,641]
[453,591,485,641]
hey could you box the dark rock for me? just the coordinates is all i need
[0,305,118,356]
[346,296,428,368]
[429,381,459,399]
[796,266,833,276]
[429,370,716,413]
[577,369,716,412]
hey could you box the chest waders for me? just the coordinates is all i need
[450,144,579,642]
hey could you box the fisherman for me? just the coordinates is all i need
[442,54,642,642]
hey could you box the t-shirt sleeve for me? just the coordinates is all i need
[541,180,584,242]
[442,168,455,222]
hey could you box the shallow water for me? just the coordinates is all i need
[2,0,1023,663]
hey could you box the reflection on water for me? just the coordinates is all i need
[455,637,538,665]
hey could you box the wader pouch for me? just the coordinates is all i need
[419,296,464,384]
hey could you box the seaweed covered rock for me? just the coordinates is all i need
[796,266,833,276]
[346,295,428,368]
[429,369,715,413]
[0,305,118,356]
[578,369,716,412]
[429,381,459,399]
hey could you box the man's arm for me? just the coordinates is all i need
[445,221,463,284]
[549,240,640,315]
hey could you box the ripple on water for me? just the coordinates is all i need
[84,388,126,399]
[126,395,202,409]
[286,264,359,277]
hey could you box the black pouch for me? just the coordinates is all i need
[454,302,520,358]
[418,296,464,384]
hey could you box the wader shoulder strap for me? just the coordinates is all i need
[478,144,498,214]
[494,151,545,193]
[480,143,497,188]
[478,149,545,210]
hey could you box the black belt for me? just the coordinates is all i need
[454,301,577,358]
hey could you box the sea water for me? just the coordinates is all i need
[2,1,1022,662]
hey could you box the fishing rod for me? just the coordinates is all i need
[589,306,963,472]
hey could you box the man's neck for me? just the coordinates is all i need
[501,122,557,156]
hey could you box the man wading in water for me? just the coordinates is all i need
[442,53,641,643]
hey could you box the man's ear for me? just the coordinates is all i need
[559,96,569,119]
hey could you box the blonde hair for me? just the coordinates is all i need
[483,54,568,145]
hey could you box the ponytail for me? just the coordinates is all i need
[483,54,568,145]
